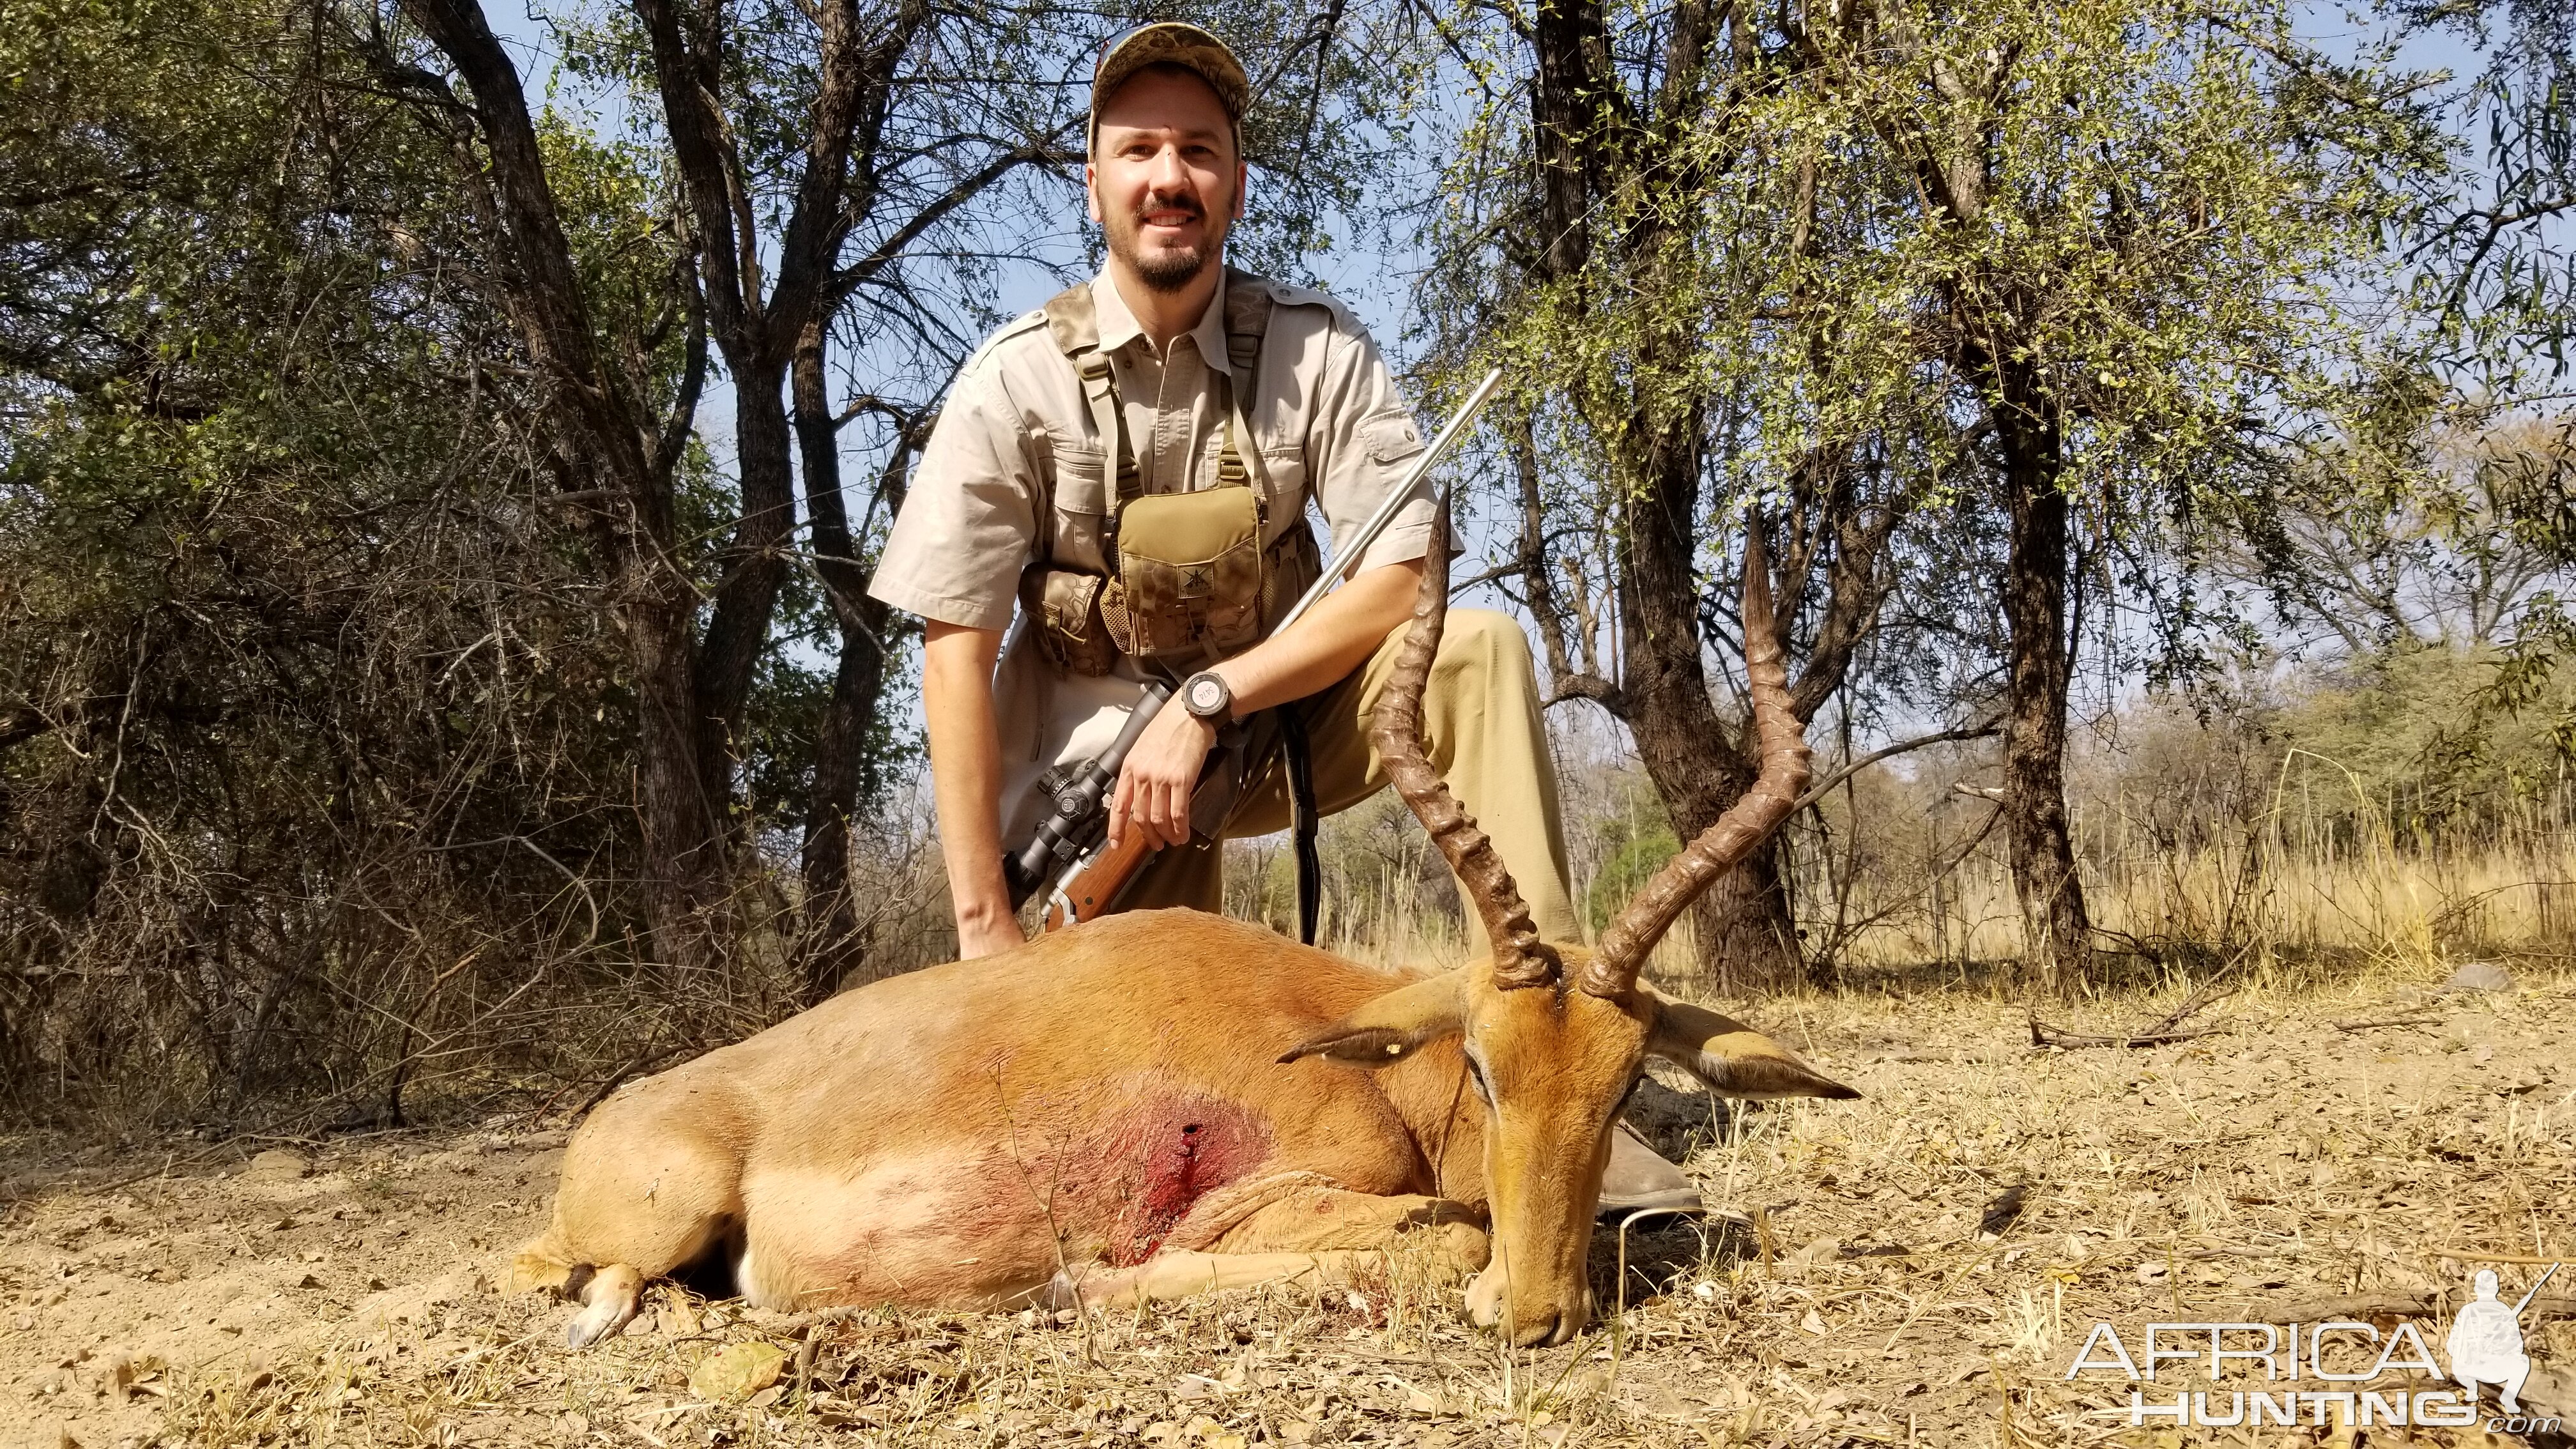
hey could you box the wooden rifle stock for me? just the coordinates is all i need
[1038,827,1162,931]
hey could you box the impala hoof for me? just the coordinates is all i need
[565,1304,621,1349]
[563,1263,643,1347]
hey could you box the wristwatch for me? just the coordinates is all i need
[1180,670,1234,727]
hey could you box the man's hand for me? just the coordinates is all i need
[1110,702,1218,850]
[1100,561,1425,856]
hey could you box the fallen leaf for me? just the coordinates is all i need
[687,1341,788,1402]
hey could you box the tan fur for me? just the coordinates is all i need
[524,911,1851,1347]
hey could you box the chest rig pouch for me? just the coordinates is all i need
[1020,270,1319,674]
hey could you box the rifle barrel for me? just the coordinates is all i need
[1271,367,1503,638]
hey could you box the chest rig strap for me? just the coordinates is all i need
[1215,269,1271,492]
[1039,269,1273,501]
[1040,284,1144,505]
[1027,270,1319,941]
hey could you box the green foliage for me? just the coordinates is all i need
[1416,0,2465,724]
[1583,820,1683,939]
[1487,0,2434,512]
[0,0,649,1119]
[2283,643,2576,829]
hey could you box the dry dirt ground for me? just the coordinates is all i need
[4,962,2571,1448]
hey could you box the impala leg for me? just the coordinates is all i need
[523,1100,744,1347]
[1049,1190,1489,1312]
[564,1263,644,1348]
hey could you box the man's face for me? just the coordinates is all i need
[1087,66,1244,293]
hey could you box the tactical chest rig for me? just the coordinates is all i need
[1018,267,1321,675]
[1015,268,1328,940]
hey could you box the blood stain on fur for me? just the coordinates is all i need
[1084,1094,1272,1266]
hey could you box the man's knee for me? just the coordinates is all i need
[1436,608,1537,686]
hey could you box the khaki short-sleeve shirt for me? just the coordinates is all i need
[868,267,1434,632]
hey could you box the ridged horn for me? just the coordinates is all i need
[1581,530,1809,999]
[1368,500,1562,990]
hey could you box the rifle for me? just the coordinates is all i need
[1000,678,1171,914]
[1004,367,1506,933]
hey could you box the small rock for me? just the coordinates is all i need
[2439,961,2515,993]
[245,1149,312,1182]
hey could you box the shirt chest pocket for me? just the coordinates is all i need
[1361,412,1425,471]
[1043,441,1114,572]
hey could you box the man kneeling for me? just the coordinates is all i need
[866,22,1694,1215]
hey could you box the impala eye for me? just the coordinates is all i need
[1463,1052,1496,1108]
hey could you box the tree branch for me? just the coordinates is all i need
[1788,717,2003,816]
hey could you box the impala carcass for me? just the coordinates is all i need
[515,520,1854,1347]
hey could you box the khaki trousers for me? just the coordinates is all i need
[1118,608,1579,950]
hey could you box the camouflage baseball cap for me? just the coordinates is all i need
[1089,22,1251,148]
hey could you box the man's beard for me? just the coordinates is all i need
[1108,192,1223,293]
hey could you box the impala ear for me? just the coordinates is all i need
[1646,994,1860,1101]
[1280,970,1467,1068]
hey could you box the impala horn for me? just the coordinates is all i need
[1369,498,1563,990]
[1581,530,1810,1000]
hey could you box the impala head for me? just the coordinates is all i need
[1285,507,1857,1346]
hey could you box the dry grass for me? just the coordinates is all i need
[4,952,2571,1448]
[1820,843,2576,974]
[1797,746,2576,983]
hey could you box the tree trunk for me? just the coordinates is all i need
[630,584,729,981]
[693,362,797,824]
[790,324,903,1002]
[1517,0,1814,993]
[1996,378,2092,992]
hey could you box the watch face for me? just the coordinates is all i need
[1188,677,1225,713]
